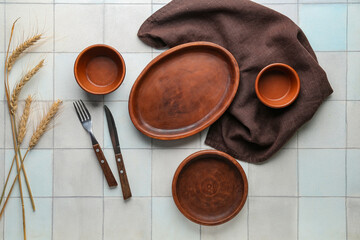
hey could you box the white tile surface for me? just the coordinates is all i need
[347,52,360,100]
[105,0,151,3]
[9,0,53,2]
[54,149,103,196]
[153,134,201,149]
[103,149,151,197]
[347,198,360,240]
[316,52,346,101]
[104,197,151,240]
[152,197,200,240]
[298,101,346,148]
[299,0,346,2]
[104,101,151,149]
[0,53,5,101]
[0,102,4,148]
[56,0,102,3]
[347,149,360,197]
[5,149,53,197]
[104,4,152,52]
[249,149,297,196]
[104,53,152,101]
[299,149,345,196]
[254,0,297,3]
[347,101,360,148]
[201,202,248,240]
[4,198,52,240]
[152,149,196,196]
[263,4,298,24]
[0,149,4,193]
[348,5,360,51]
[53,198,103,240]
[0,4,4,53]
[153,0,171,3]
[54,53,103,101]
[299,198,346,240]
[54,101,104,148]
[0,212,3,240]
[249,197,297,240]
[55,4,104,52]
[6,4,53,52]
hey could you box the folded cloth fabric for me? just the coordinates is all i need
[138,0,333,163]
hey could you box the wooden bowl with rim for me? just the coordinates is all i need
[74,44,125,95]
[172,150,248,226]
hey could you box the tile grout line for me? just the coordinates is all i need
[345,2,349,240]
[52,0,55,239]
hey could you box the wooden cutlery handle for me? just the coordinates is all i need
[115,153,132,200]
[93,144,118,188]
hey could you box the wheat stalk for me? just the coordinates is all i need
[10,59,44,115]
[17,96,32,145]
[6,34,42,72]
[16,95,35,211]
[29,100,62,149]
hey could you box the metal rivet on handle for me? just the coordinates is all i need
[96,149,99,152]
[117,158,121,162]
[101,160,104,163]
[120,170,124,174]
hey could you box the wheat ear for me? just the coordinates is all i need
[6,34,42,72]
[10,59,44,115]
[17,95,32,145]
[29,100,62,149]
[16,95,35,211]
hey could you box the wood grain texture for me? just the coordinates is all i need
[129,42,239,140]
[93,144,118,188]
[172,150,248,226]
[115,153,132,200]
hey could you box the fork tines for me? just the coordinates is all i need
[73,100,91,122]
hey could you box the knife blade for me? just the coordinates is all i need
[104,105,132,200]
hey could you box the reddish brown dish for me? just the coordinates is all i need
[255,63,300,108]
[128,42,239,140]
[74,44,126,95]
[172,150,248,226]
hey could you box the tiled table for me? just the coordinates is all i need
[0,0,359,239]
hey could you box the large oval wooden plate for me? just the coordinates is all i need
[172,150,248,225]
[129,42,240,140]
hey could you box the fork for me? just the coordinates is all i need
[73,100,118,188]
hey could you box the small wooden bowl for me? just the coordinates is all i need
[255,63,300,108]
[172,150,248,226]
[74,44,126,95]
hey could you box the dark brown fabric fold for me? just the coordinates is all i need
[138,0,333,163]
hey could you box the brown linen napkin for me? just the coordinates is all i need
[138,0,333,163]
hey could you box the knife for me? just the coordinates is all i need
[104,105,132,200]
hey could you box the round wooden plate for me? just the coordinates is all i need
[172,150,248,226]
[128,42,239,140]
